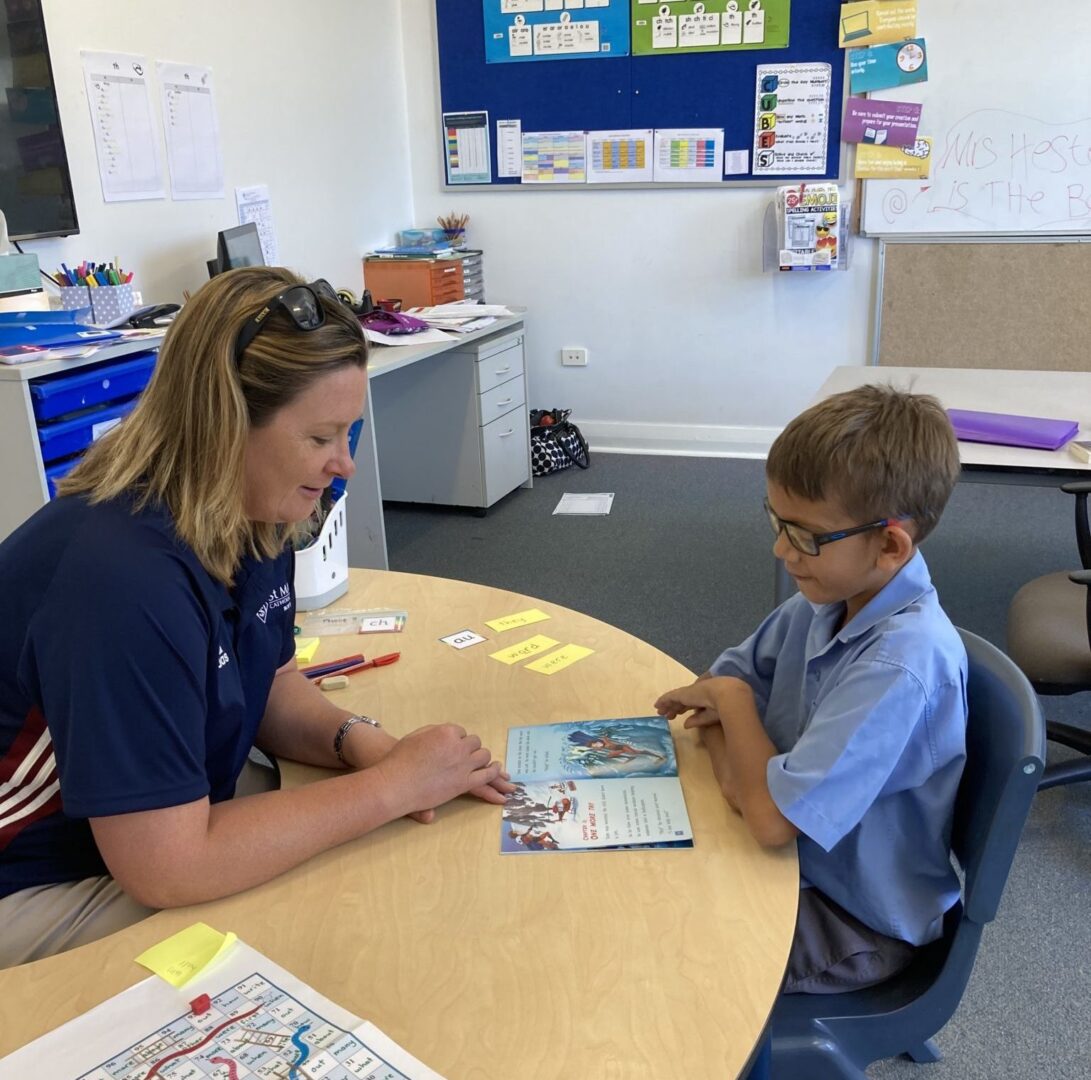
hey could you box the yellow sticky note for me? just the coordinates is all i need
[525,644,595,675]
[485,608,551,633]
[295,637,321,663]
[489,634,560,665]
[135,922,237,988]
[855,137,932,180]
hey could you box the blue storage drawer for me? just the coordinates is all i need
[37,398,139,463]
[44,457,79,498]
[29,351,157,421]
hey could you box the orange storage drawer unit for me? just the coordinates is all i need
[363,257,465,309]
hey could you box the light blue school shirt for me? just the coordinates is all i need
[710,550,967,945]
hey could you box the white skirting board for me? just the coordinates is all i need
[576,420,780,459]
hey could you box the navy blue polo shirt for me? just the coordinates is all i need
[0,494,296,898]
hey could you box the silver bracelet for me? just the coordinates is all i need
[333,714,381,764]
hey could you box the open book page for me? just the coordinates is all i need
[501,717,693,853]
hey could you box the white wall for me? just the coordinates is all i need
[399,0,877,453]
[28,0,413,306]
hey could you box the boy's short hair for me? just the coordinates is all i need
[766,384,960,542]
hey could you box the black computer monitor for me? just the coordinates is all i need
[211,222,265,276]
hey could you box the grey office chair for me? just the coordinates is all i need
[769,630,1045,1080]
[1007,479,1091,789]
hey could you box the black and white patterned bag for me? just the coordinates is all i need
[530,408,590,477]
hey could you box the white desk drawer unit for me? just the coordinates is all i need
[371,327,532,510]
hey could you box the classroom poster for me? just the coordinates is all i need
[854,137,932,179]
[521,130,588,183]
[838,0,917,48]
[652,128,724,182]
[443,111,492,184]
[843,98,922,146]
[631,0,790,56]
[587,129,654,183]
[849,38,928,94]
[752,63,832,176]
[484,0,630,63]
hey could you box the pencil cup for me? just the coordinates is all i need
[58,285,91,313]
[89,283,134,325]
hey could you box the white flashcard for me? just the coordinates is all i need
[744,1,766,44]
[441,629,487,650]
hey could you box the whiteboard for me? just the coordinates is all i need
[861,0,1091,236]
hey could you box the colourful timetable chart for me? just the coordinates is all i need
[521,130,588,184]
[588,129,654,183]
[653,128,725,182]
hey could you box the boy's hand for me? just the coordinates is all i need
[654,677,754,722]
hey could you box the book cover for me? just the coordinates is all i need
[501,717,694,854]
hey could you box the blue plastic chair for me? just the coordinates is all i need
[769,629,1045,1079]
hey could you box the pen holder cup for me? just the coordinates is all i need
[89,283,134,326]
[294,495,350,611]
[58,285,92,313]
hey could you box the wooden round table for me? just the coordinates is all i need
[0,569,798,1077]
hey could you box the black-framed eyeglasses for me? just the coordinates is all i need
[234,279,339,364]
[763,499,901,557]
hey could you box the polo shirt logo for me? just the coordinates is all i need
[218,646,230,669]
[255,583,292,624]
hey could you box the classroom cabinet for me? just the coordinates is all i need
[0,340,160,543]
[362,257,465,309]
[370,327,531,510]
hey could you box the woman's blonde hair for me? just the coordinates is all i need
[58,267,368,585]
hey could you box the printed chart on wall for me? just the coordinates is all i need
[752,62,831,175]
[522,130,587,183]
[484,0,630,63]
[632,0,791,55]
[443,111,492,184]
[156,62,223,200]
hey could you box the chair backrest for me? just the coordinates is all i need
[952,629,1045,926]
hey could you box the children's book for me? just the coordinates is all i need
[501,716,694,854]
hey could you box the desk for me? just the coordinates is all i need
[349,314,530,570]
[0,569,798,1078]
[773,366,1091,604]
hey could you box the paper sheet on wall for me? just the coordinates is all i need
[444,111,492,184]
[652,129,724,183]
[80,51,164,202]
[235,184,279,265]
[521,130,587,184]
[587,129,653,184]
[752,62,832,176]
[0,938,445,1079]
[496,118,522,178]
[157,61,224,200]
[485,0,630,63]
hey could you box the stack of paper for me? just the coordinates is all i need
[553,493,614,516]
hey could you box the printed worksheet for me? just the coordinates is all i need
[0,942,444,1080]
[157,61,223,200]
[653,128,725,182]
[587,130,653,183]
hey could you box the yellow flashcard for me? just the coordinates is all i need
[489,634,560,665]
[525,644,595,675]
[485,608,551,632]
[855,137,932,179]
[135,923,237,988]
[294,636,321,663]
[839,1,917,47]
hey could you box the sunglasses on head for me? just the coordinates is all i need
[234,278,339,364]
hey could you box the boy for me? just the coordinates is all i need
[656,385,966,994]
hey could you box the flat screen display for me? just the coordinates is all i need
[0,1,79,240]
[218,223,265,270]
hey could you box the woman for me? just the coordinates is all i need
[0,267,510,968]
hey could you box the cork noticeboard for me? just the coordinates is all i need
[876,242,1091,371]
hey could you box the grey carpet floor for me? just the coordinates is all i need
[384,454,1091,1079]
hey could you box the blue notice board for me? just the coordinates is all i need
[438,0,847,185]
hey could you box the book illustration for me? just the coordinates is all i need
[502,717,693,854]
[776,182,840,270]
[507,716,678,781]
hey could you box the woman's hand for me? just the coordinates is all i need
[372,724,502,819]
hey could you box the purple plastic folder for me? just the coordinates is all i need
[947,409,1079,451]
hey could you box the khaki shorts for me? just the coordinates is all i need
[0,754,278,970]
